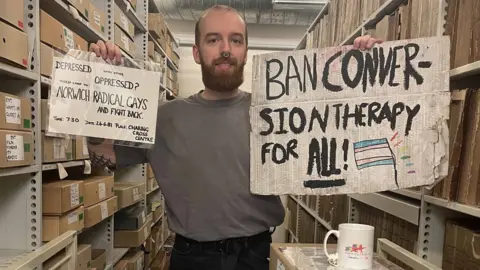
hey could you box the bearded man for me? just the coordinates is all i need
[87,4,382,270]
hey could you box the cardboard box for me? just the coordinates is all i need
[114,260,128,270]
[114,4,134,39]
[91,249,107,270]
[0,92,31,131]
[0,20,28,68]
[42,133,73,163]
[121,250,144,270]
[42,180,85,214]
[42,206,84,241]
[73,136,89,160]
[128,0,137,10]
[40,10,88,53]
[0,0,25,31]
[0,129,33,168]
[40,42,64,77]
[88,2,106,34]
[114,182,145,209]
[114,24,135,57]
[114,214,152,248]
[84,196,117,228]
[66,0,90,20]
[148,13,166,38]
[77,244,92,270]
[115,204,147,230]
[43,251,70,270]
[83,175,115,207]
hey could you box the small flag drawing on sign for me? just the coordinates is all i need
[353,138,399,187]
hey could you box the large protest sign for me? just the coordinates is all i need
[47,55,161,146]
[250,36,451,195]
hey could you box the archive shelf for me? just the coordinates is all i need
[290,0,480,269]
[0,0,177,268]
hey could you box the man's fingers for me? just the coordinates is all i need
[106,41,116,60]
[89,44,100,57]
[366,38,378,49]
[97,40,107,59]
[114,45,122,64]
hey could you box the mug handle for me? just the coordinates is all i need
[323,230,340,263]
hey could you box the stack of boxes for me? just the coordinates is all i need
[114,3,136,58]
[0,0,29,70]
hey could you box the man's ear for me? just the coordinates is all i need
[192,45,201,64]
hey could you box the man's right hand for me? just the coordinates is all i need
[89,40,123,64]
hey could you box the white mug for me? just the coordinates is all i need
[323,223,375,269]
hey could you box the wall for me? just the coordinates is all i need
[177,46,278,98]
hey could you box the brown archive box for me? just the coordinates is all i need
[114,182,146,209]
[66,0,90,20]
[40,43,64,78]
[0,129,33,168]
[84,196,117,228]
[120,250,144,270]
[0,20,28,68]
[114,24,136,57]
[83,175,115,207]
[42,180,85,214]
[42,133,73,163]
[73,136,89,159]
[0,0,24,31]
[40,10,88,53]
[42,206,84,241]
[114,214,153,248]
[91,249,107,270]
[77,244,92,270]
[88,2,106,35]
[114,4,134,39]
[0,92,31,131]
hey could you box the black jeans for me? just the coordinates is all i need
[169,230,272,270]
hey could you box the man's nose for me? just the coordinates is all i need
[219,38,232,54]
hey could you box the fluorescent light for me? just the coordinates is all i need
[272,0,327,11]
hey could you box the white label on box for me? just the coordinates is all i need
[143,227,148,239]
[132,187,140,201]
[120,14,128,32]
[98,182,106,199]
[276,260,285,270]
[5,96,21,125]
[100,201,108,219]
[70,183,80,206]
[63,27,75,50]
[94,11,101,26]
[5,134,24,161]
[141,211,146,224]
[121,33,129,51]
[53,138,66,159]
[82,137,89,155]
[67,211,78,224]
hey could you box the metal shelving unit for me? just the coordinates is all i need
[0,0,176,268]
[290,0,480,269]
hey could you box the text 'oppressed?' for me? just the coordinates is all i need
[257,42,432,188]
[53,61,148,120]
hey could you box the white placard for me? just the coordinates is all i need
[100,201,108,219]
[47,57,161,144]
[70,183,80,206]
[98,183,106,199]
[250,36,451,195]
[5,134,24,161]
[5,96,21,124]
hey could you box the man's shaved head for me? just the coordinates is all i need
[194,5,248,47]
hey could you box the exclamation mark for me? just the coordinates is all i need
[343,139,349,170]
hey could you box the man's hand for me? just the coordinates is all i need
[353,35,383,50]
[89,40,123,64]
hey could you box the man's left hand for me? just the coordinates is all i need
[353,35,383,50]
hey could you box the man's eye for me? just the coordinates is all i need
[207,39,218,43]
[232,39,242,44]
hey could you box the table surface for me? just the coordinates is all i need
[277,244,404,270]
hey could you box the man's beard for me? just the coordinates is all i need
[200,55,245,93]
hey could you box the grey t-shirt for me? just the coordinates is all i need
[114,90,285,242]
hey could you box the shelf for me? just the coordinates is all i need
[148,33,179,72]
[0,249,28,266]
[0,165,40,178]
[148,0,161,13]
[424,195,480,219]
[450,60,480,80]
[106,248,129,270]
[295,2,330,50]
[151,212,164,228]
[42,160,88,171]
[289,195,333,230]
[147,185,159,195]
[390,189,422,200]
[348,193,420,225]
[114,0,147,33]
[0,63,38,81]
[40,0,107,42]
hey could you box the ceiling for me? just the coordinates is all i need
[154,0,326,26]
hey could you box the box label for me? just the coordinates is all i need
[63,27,75,50]
[5,96,21,125]
[94,11,101,26]
[82,137,89,155]
[6,134,24,161]
[53,138,66,159]
[70,183,80,206]
[277,260,285,270]
[120,14,128,33]
[143,227,148,239]
[133,187,140,201]
[67,211,78,224]
[121,32,129,51]
[98,182,106,199]
[100,201,108,219]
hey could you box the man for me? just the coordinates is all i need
[88,5,382,270]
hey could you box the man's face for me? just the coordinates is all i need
[193,9,247,92]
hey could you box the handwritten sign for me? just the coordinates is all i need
[47,57,161,145]
[250,36,451,195]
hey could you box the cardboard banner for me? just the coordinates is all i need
[250,36,451,195]
[47,56,161,146]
